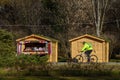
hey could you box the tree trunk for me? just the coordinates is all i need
[92,0,109,37]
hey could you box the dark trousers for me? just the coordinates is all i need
[85,50,92,62]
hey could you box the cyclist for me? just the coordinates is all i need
[81,41,93,62]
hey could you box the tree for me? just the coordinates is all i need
[91,0,111,37]
[104,0,120,58]
[58,0,93,39]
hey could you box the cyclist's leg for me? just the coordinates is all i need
[85,50,92,62]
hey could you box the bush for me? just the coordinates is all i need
[58,56,68,62]
[15,54,49,66]
[0,29,16,67]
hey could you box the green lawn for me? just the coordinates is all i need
[0,76,120,80]
[0,63,120,80]
[110,59,120,62]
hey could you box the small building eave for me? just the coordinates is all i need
[16,34,58,42]
[69,34,105,42]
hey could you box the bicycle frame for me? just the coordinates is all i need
[78,52,88,59]
[74,50,98,63]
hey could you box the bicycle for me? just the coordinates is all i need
[73,50,98,63]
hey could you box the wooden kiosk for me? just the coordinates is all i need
[16,34,58,62]
[69,34,109,62]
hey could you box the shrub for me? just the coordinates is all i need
[0,29,16,67]
[15,54,49,66]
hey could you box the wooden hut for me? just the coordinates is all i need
[69,34,109,62]
[16,34,58,62]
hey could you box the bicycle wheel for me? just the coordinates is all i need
[90,55,98,62]
[73,55,83,63]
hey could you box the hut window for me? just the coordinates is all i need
[24,41,48,53]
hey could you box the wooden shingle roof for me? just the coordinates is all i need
[69,34,105,42]
[16,34,58,42]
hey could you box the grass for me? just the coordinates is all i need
[0,63,120,80]
[0,76,120,80]
[110,59,120,62]
[0,76,63,80]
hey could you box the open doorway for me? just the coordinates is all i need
[24,41,49,54]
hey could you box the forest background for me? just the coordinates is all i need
[0,0,120,61]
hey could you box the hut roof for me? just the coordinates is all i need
[69,34,105,42]
[16,34,58,42]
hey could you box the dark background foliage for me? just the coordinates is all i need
[0,0,120,60]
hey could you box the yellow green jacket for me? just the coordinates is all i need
[81,42,93,52]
